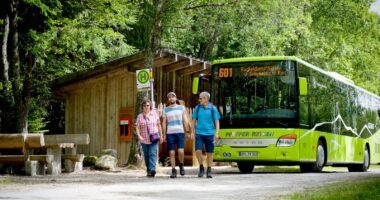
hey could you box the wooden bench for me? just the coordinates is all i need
[0,133,52,176]
[44,133,90,174]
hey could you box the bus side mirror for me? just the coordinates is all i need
[299,77,308,96]
[192,77,199,94]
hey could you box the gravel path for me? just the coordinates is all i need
[1,166,379,200]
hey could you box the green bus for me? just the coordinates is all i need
[193,56,380,173]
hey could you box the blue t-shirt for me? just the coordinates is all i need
[192,103,220,135]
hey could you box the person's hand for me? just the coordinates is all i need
[185,132,191,140]
[190,133,195,141]
[138,135,144,142]
[214,133,220,141]
[162,136,166,143]
[159,137,164,144]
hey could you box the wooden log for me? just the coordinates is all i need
[30,155,54,164]
[0,134,25,149]
[176,62,209,76]
[25,134,45,148]
[162,59,189,73]
[44,134,90,145]
[0,155,26,163]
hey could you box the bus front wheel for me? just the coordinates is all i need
[348,146,370,172]
[237,162,255,173]
[300,140,325,173]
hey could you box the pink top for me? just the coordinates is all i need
[136,110,160,144]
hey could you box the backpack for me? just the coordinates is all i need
[195,103,215,124]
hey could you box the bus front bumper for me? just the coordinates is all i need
[213,144,299,162]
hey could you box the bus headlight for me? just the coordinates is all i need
[276,134,297,147]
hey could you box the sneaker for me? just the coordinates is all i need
[170,168,177,178]
[179,163,185,176]
[206,167,212,178]
[147,171,152,177]
[151,170,156,177]
[198,165,205,177]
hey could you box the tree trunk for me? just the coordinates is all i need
[144,0,165,68]
[128,0,166,166]
[8,0,28,133]
[198,13,223,60]
[2,15,10,81]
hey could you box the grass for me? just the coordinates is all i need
[0,179,14,184]
[281,177,380,200]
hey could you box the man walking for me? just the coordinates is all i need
[162,92,190,178]
[191,91,220,178]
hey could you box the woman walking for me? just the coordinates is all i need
[136,99,163,177]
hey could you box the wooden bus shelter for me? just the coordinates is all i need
[53,49,211,166]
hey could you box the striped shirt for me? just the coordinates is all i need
[163,105,185,134]
[136,110,160,144]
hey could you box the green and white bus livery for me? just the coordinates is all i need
[194,56,380,173]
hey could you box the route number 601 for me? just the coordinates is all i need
[219,68,232,78]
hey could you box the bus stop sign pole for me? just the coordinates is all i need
[150,67,155,108]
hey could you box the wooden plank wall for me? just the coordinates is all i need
[64,68,136,165]
[152,65,197,108]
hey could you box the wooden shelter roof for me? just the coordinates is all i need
[52,49,211,91]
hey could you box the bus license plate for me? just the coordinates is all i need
[239,151,258,158]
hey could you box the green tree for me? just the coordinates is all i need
[0,0,137,133]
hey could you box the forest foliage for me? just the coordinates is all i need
[0,0,379,133]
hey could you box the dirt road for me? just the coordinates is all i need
[1,166,379,199]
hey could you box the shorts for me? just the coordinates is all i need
[166,133,185,151]
[195,134,214,153]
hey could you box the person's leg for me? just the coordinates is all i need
[141,143,150,176]
[206,152,213,178]
[177,133,185,176]
[167,134,177,178]
[195,150,203,166]
[206,153,213,167]
[149,142,158,177]
[195,134,205,177]
[169,150,176,168]
[204,135,215,178]
[169,149,177,178]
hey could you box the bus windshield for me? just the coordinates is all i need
[212,60,298,128]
